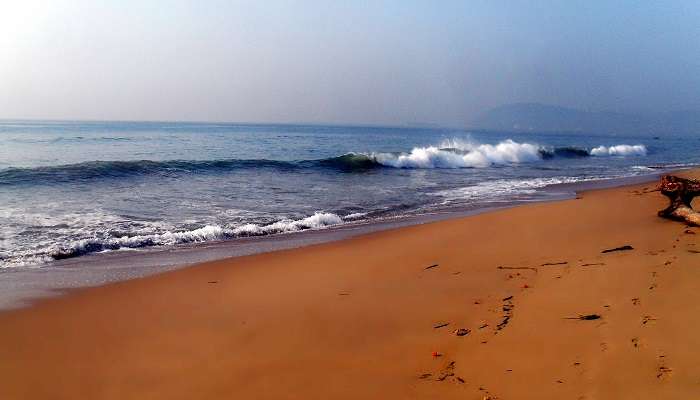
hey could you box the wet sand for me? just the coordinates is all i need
[0,170,698,399]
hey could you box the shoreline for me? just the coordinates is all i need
[1,169,699,398]
[0,170,671,311]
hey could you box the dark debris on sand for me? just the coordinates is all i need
[602,245,634,253]
[496,296,514,332]
[454,328,471,337]
[564,314,602,321]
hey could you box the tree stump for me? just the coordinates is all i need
[658,175,700,226]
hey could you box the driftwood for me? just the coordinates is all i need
[564,314,601,321]
[601,245,634,253]
[658,175,700,226]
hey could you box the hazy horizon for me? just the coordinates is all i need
[2,1,699,126]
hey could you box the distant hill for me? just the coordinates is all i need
[471,103,700,135]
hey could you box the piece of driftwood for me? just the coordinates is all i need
[658,175,700,226]
[564,314,601,321]
[602,245,633,253]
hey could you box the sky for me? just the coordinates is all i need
[1,0,699,126]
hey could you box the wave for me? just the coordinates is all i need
[0,159,302,185]
[370,139,542,168]
[0,140,649,185]
[590,144,647,157]
[49,212,347,261]
[350,140,646,169]
[538,146,592,159]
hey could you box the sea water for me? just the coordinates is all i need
[1,120,697,270]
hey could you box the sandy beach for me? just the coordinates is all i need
[1,170,699,399]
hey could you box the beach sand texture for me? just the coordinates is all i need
[0,170,698,399]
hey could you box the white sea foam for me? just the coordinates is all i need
[371,139,542,168]
[590,144,647,157]
[0,210,347,267]
[631,165,655,171]
[231,212,343,236]
[433,176,600,204]
[38,212,345,262]
[343,212,368,220]
[363,139,649,169]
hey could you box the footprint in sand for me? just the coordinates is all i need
[657,362,673,380]
[454,328,471,337]
[655,355,673,380]
[478,386,499,400]
[495,296,514,333]
[642,315,658,325]
[632,297,640,305]
[419,361,465,384]
[436,362,455,381]
[631,337,640,348]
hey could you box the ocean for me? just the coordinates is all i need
[0,120,697,273]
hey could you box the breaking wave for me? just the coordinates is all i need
[345,140,647,169]
[590,144,647,157]
[0,140,649,186]
[370,139,542,168]
[48,212,346,261]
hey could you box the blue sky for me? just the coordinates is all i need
[1,0,699,125]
